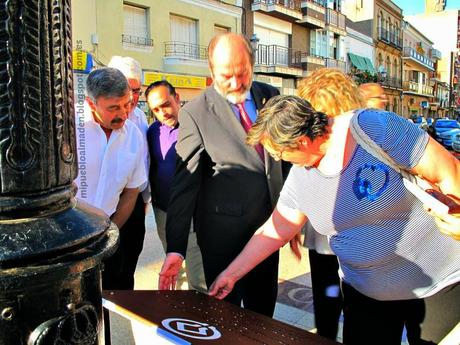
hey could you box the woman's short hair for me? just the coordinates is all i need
[247,95,328,149]
[297,68,365,117]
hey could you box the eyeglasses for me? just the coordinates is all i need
[131,88,143,96]
[268,147,285,161]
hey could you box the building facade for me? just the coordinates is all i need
[407,9,460,117]
[344,18,376,85]
[241,0,347,95]
[344,0,403,114]
[401,21,437,118]
[72,0,242,107]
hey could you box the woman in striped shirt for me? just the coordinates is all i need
[209,69,460,344]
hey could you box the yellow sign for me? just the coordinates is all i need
[143,72,207,89]
[72,50,92,72]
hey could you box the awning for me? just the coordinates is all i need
[348,52,376,74]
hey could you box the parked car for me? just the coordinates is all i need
[438,128,460,148]
[431,119,460,144]
[411,115,428,130]
[452,132,460,153]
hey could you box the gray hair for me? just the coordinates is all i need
[108,55,142,82]
[86,67,129,101]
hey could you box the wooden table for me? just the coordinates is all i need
[102,290,339,345]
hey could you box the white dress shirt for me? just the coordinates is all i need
[129,107,151,203]
[75,102,147,217]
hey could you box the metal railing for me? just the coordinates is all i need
[303,0,326,6]
[402,47,434,69]
[377,27,402,50]
[252,0,301,10]
[302,4,326,22]
[402,81,434,95]
[255,44,302,68]
[122,34,153,47]
[164,41,208,60]
[325,57,346,72]
[379,76,402,89]
[431,48,442,60]
[326,8,345,30]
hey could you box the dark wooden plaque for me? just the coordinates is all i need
[102,290,339,345]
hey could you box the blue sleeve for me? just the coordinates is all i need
[357,109,429,169]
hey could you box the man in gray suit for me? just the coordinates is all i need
[158,33,285,317]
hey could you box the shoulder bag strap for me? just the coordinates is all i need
[349,109,416,183]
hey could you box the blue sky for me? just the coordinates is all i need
[393,0,460,15]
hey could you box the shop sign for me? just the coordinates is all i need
[72,50,93,73]
[143,72,207,89]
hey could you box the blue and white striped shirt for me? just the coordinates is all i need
[279,109,460,301]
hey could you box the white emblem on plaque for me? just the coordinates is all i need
[161,318,222,340]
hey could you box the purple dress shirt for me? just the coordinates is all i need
[147,121,178,211]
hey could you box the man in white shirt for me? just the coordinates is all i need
[108,56,150,290]
[74,67,147,291]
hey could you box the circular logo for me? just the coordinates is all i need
[161,318,222,340]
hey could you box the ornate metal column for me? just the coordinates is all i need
[0,1,117,344]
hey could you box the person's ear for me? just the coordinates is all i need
[86,96,97,111]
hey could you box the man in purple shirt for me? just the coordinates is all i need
[146,80,206,292]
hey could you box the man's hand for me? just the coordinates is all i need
[208,271,236,300]
[289,231,302,261]
[158,253,183,290]
[426,206,460,241]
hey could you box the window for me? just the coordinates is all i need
[123,3,152,47]
[169,15,199,59]
[385,56,391,77]
[214,25,230,36]
[393,58,398,78]
[170,14,198,44]
[310,30,328,58]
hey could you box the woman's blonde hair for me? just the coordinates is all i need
[297,68,365,117]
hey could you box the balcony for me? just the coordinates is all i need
[325,57,346,73]
[402,81,434,96]
[252,0,302,22]
[431,48,442,60]
[298,0,326,29]
[296,51,326,73]
[402,47,434,71]
[377,27,402,50]
[379,76,402,89]
[164,41,208,60]
[326,8,346,36]
[122,34,153,47]
[254,44,303,77]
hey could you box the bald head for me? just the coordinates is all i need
[208,33,254,104]
[359,83,388,109]
[208,33,254,71]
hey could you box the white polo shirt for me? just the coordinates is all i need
[129,106,150,203]
[75,102,147,217]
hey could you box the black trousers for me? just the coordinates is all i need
[102,194,146,290]
[308,250,343,340]
[342,281,460,345]
[202,250,279,318]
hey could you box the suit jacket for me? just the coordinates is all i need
[165,81,284,258]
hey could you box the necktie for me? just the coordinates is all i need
[236,103,264,162]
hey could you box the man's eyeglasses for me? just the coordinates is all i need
[131,88,142,96]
